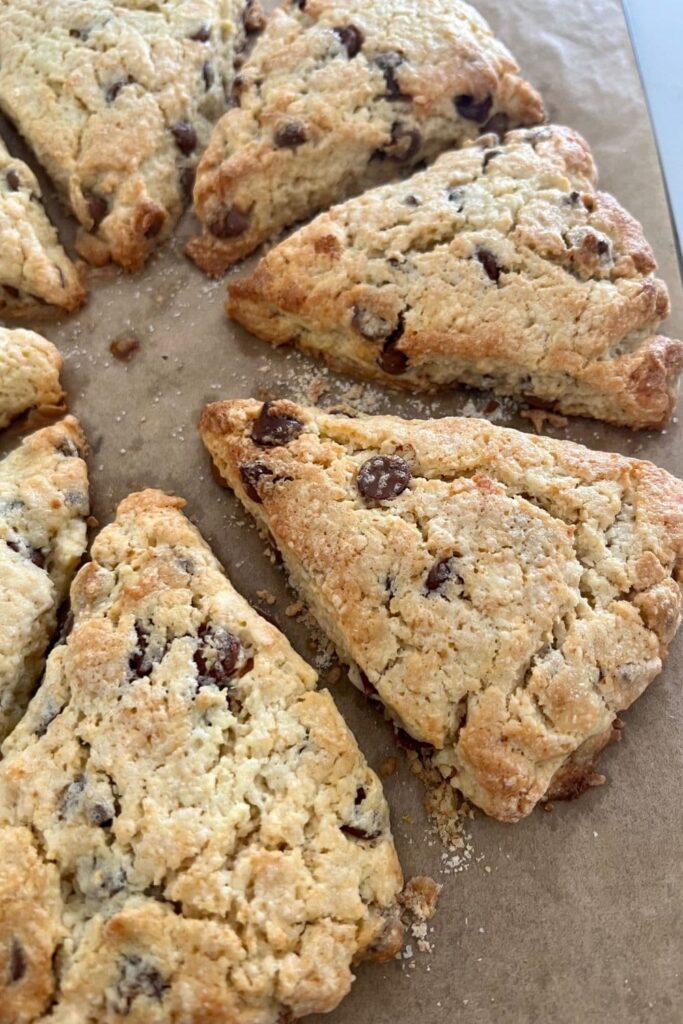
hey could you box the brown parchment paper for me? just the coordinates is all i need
[2,0,682,1020]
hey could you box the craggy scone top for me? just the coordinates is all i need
[0,0,252,272]
[188,0,544,273]
[0,327,64,430]
[0,490,403,1024]
[228,125,683,429]
[201,400,683,822]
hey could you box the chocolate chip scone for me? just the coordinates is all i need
[0,328,64,430]
[0,489,403,1023]
[228,125,683,429]
[0,417,89,744]
[187,0,544,274]
[0,0,253,273]
[0,137,85,318]
[200,399,683,823]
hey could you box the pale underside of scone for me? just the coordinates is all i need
[0,489,403,1024]
[0,416,89,744]
[0,327,65,430]
[0,138,85,317]
[200,399,683,823]
[228,124,683,430]
[0,0,253,273]
[187,0,544,274]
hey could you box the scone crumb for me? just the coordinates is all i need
[520,408,569,432]
[379,756,399,778]
[285,599,304,617]
[256,588,277,605]
[399,876,442,921]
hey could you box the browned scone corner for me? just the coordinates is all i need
[0,488,403,1023]
[187,0,544,275]
[227,124,683,429]
[199,398,683,823]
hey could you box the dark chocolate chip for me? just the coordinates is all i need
[251,401,303,447]
[402,194,420,206]
[274,120,307,148]
[596,238,610,256]
[190,23,211,41]
[341,823,381,841]
[112,954,168,1014]
[447,186,465,210]
[88,802,114,828]
[179,166,196,206]
[194,625,241,688]
[110,333,140,361]
[455,93,493,123]
[105,76,134,103]
[3,285,20,299]
[57,438,80,457]
[374,51,407,100]
[6,168,20,191]
[354,786,367,805]
[9,940,26,984]
[208,205,250,238]
[128,623,151,678]
[482,112,510,136]
[567,190,581,205]
[358,669,377,696]
[476,248,502,283]
[201,60,215,91]
[357,454,411,501]
[387,123,420,163]
[239,461,273,503]
[334,24,363,58]
[426,557,460,592]
[351,306,393,341]
[144,210,164,239]
[97,866,127,897]
[377,315,408,375]
[170,121,197,155]
[30,548,46,569]
[482,148,500,169]
[84,190,108,230]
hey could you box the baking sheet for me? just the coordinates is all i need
[2,0,683,1020]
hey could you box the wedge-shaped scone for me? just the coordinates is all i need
[0,328,64,430]
[200,399,683,822]
[229,125,683,429]
[0,0,253,272]
[187,0,544,274]
[0,489,403,1023]
[0,138,85,318]
[0,417,89,743]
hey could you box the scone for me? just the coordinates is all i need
[0,137,85,317]
[0,417,89,744]
[0,328,64,430]
[200,399,683,822]
[228,125,683,429]
[0,489,403,1023]
[0,0,253,272]
[187,0,544,274]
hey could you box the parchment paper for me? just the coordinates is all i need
[2,1,682,1020]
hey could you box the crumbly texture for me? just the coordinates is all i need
[0,0,252,273]
[0,328,64,430]
[0,416,89,744]
[200,399,683,822]
[187,0,544,274]
[228,125,683,429]
[0,137,85,317]
[0,489,403,1024]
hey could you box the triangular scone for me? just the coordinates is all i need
[0,328,64,430]
[0,1,252,272]
[0,417,89,743]
[228,125,683,429]
[0,490,403,1022]
[200,399,683,822]
[0,138,85,318]
[187,0,544,274]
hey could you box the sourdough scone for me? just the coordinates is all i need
[0,0,252,272]
[0,489,403,1023]
[0,137,85,318]
[187,0,544,274]
[200,399,683,822]
[228,125,683,429]
[0,328,64,430]
[0,417,89,744]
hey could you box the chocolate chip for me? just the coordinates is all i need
[351,306,393,341]
[377,316,408,375]
[57,438,80,457]
[34,698,63,737]
[426,557,460,592]
[128,624,151,678]
[395,728,429,752]
[482,112,510,136]
[84,190,108,230]
[196,60,214,94]
[374,51,407,99]
[208,205,250,238]
[354,786,367,805]
[567,190,581,205]
[251,401,304,447]
[189,23,211,41]
[143,210,164,239]
[58,776,86,819]
[341,823,381,841]
[179,166,196,205]
[358,670,377,696]
[383,122,421,163]
[357,455,411,501]
[482,148,500,169]
[6,168,20,191]
[69,27,89,39]
[447,187,465,210]
[109,333,140,361]
[30,549,46,569]
[9,940,26,984]
[455,93,493,123]
[88,802,114,827]
[596,238,610,256]
[111,954,168,1015]
[3,285,20,299]
[239,461,273,502]
[334,24,363,57]
[170,121,197,155]
[105,76,134,103]
[402,194,420,206]
[194,625,241,688]
[274,120,307,148]
[476,248,502,283]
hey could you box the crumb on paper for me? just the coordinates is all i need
[326,665,342,684]
[520,408,569,432]
[285,599,304,618]
[256,589,277,606]
[399,876,442,921]
[109,333,141,362]
[306,375,330,404]
[379,755,399,778]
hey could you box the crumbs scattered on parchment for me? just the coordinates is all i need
[397,876,442,966]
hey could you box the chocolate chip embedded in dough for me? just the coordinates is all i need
[170,121,197,156]
[251,401,304,447]
[357,454,411,501]
[476,248,502,283]
[208,206,250,238]
[5,168,20,191]
[274,120,307,149]
[334,24,364,58]
[455,93,493,123]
